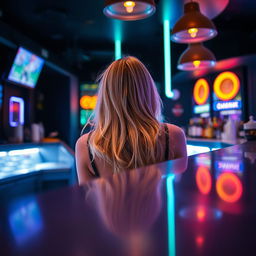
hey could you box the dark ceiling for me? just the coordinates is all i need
[0,0,256,80]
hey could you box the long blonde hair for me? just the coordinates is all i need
[89,56,163,172]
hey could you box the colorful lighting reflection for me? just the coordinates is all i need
[216,173,243,203]
[196,235,204,248]
[9,199,43,245]
[167,175,176,256]
[196,207,206,222]
[196,166,212,195]
[179,206,222,221]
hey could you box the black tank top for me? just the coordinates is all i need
[87,123,170,177]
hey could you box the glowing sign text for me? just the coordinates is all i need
[213,100,241,111]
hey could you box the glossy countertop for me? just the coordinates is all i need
[1,141,256,256]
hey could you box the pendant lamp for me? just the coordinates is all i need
[178,43,216,71]
[171,1,217,43]
[103,0,156,21]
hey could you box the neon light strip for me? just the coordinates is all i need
[164,20,173,98]
[114,20,122,60]
[115,39,122,60]
[9,96,24,127]
[167,174,176,256]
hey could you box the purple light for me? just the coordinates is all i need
[9,96,24,127]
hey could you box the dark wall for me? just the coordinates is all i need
[36,67,78,147]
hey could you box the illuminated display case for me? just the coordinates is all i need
[0,142,75,199]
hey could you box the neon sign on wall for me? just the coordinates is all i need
[213,72,240,101]
[9,96,24,127]
[213,100,242,111]
[193,78,210,105]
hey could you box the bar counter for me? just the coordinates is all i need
[1,141,256,256]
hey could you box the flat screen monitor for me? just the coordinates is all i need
[8,47,44,88]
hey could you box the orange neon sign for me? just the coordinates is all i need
[193,78,210,105]
[216,173,243,203]
[213,71,240,101]
[80,95,97,110]
[196,166,212,195]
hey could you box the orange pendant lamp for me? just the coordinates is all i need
[103,0,156,21]
[178,43,216,71]
[172,1,217,43]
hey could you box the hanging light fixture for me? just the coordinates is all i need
[177,43,216,71]
[171,1,217,43]
[103,0,156,21]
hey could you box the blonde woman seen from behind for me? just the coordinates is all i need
[76,56,187,184]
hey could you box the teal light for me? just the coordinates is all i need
[114,20,122,60]
[164,20,174,98]
[115,39,122,60]
[166,174,176,256]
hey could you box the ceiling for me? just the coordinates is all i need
[0,0,256,79]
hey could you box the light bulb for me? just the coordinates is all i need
[193,60,201,68]
[188,28,199,38]
[124,1,136,13]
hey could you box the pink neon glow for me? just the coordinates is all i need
[196,235,204,247]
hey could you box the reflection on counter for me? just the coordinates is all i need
[1,142,256,255]
[8,197,43,245]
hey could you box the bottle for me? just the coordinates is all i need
[202,118,206,138]
[191,118,196,138]
[238,121,245,138]
[243,116,256,141]
[205,118,213,139]
[222,116,237,142]
[188,119,193,137]
[197,118,203,138]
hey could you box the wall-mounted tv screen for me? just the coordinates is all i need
[8,47,44,88]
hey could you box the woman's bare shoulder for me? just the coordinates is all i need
[165,123,185,136]
[76,133,89,148]
[164,123,187,158]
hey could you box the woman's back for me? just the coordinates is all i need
[75,56,187,184]
[76,123,186,184]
